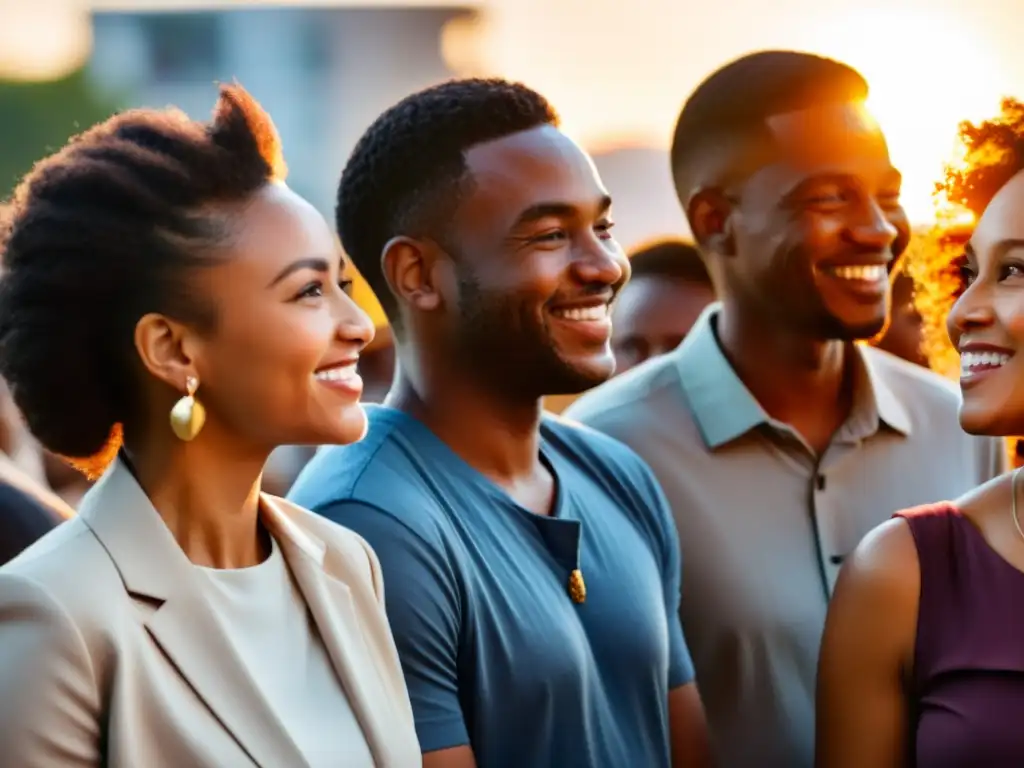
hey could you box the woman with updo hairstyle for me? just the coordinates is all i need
[816,99,1024,767]
[0,85,420,766]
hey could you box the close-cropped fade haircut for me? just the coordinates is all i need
[335,77,559,326]
[670,50,869,210]
[627,238,711,286]
[0,84,286,478]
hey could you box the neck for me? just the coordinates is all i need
[387,346,544,482]
[716,300,852,427]
[124,424,270,569]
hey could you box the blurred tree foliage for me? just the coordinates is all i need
[0,68,121,198]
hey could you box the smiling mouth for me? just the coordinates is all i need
[823,264,888,282]
[550,304,610,322]
[960,350,1012,379]
[314,362,359,383]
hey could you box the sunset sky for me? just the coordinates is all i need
[465,0,1020,224]
[6,0,1023,225]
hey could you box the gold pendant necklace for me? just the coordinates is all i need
[568,568,586,604]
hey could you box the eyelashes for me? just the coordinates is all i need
[295,279,355,301]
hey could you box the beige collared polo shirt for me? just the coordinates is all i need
[565,304,1006,768]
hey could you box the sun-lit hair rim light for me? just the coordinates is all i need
[904,98,1024,381]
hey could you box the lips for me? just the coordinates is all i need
[817,259,890,303]
[547,299,613,345]
[549,303,609,322]
[959,346,1013,380]
[825,264,888,282]
[313,359,362,396]
[314,361,358,382]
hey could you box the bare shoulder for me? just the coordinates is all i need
[821,517,921,678]
[835,517,920,607]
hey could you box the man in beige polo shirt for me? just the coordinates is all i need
[566,51,1006,768]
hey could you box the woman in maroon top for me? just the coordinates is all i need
[816,100,1024,767]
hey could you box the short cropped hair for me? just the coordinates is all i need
[335,78,558,323]
[0,84,285,478]
[670,50,869,206]
[627,238,711,285]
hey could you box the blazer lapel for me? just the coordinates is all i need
[79,461,306,768]
[263,498,396,766]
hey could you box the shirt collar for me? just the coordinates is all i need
[673,303,912,450]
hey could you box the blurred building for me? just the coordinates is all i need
[87,5,476,216]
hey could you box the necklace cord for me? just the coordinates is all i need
[1012,467,1024,541]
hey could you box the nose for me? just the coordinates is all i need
[335,292,376,351]
[948,276,995,341]
[571,239,629,288]
[848,199,899,251]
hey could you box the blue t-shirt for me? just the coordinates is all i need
[288,406,694,768]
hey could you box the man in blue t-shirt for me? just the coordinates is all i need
[289,78,711,768]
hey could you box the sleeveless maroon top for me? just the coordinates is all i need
[896,503,1024,767]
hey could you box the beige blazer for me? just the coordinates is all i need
[0,459,421,767]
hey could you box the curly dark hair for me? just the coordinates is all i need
[335,77,558,326]
[0,84,286,478]
[903,98,1024,378]
[942,98,1024,218]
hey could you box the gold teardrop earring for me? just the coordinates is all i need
[169,375,206,441]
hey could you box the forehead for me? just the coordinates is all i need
[749,102,896,188]
[458,125,608,226]
[971,169,1024,253]
[220,183,335,272]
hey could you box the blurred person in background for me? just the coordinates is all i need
[567,51,1006,767]
[872,264,928,367]
[817,97,1024,768]
[0,377,73,564]
[612,238,715,374]
[0,85,419,766]
[291,77,712,768]
[41,449,92,508]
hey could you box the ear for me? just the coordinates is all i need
[687,187,737,258]
[134,313,199,394]
[382,236,445,314]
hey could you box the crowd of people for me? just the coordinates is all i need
[0,46,1017,768]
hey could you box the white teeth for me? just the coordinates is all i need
[552,305,609,322]
[831,265,888,281]
[960,351,1011,378]
[315,363,357,382]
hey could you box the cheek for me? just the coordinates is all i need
[737,208,809,271]
[204,309,331,414]
[797,213,845,249]
[467,257,560,314]
[998,296,1024,344]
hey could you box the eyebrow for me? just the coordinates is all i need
[267,256,331,288]
[782,170,902,203]
[511,194,613,227]
[976,238,1024,260]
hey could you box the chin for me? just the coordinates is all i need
[547,356,616,395]
[837,316,888,342]
[958,403,1012,438]
[318,403,369,446]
